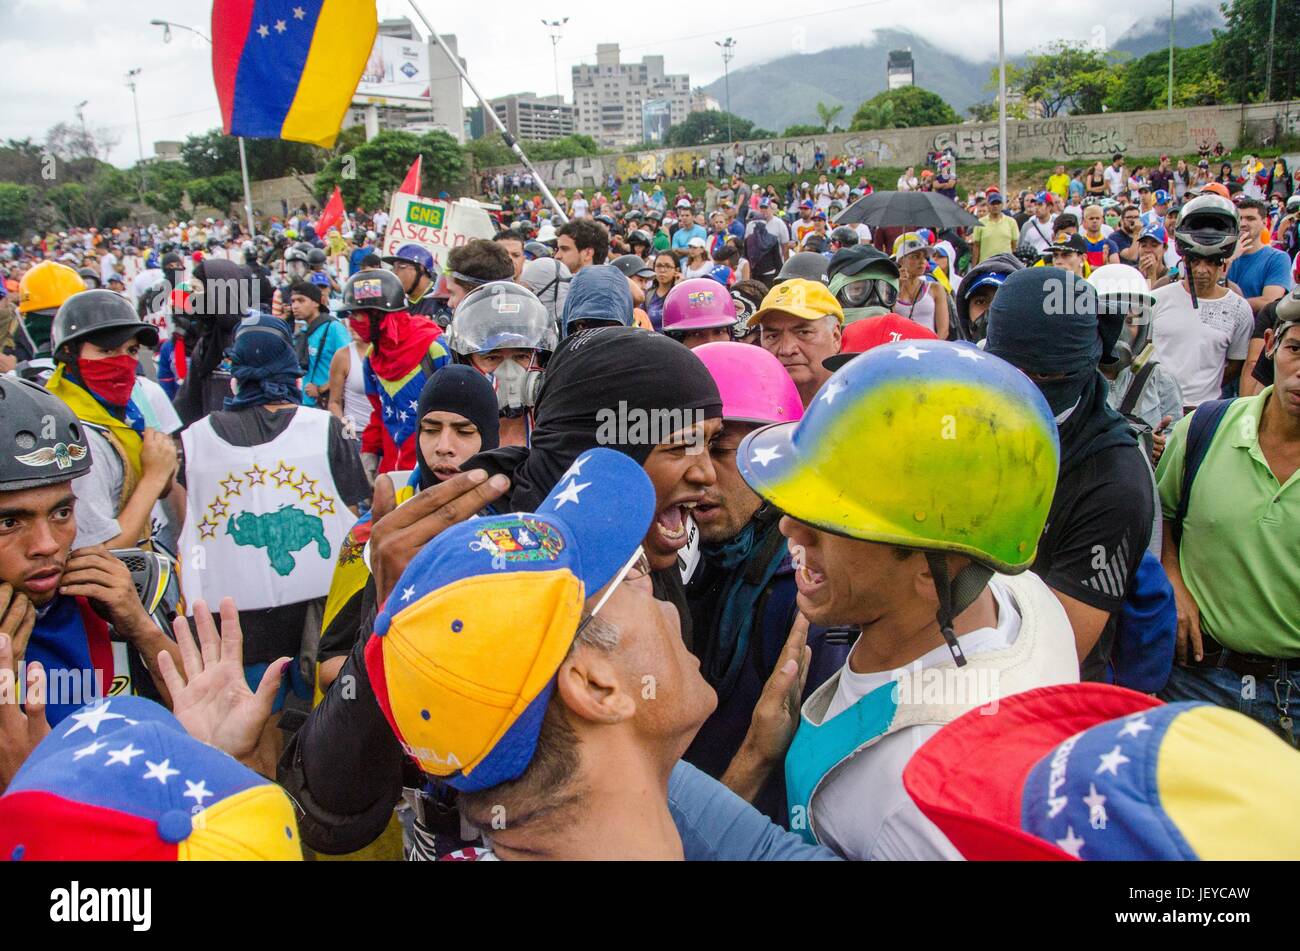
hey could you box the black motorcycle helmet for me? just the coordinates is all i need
[340,269,407,314]
[0,376,93,491]
[776,251,832,285]
[51,290,159,362]
[307,248,328,268]
[77,267,100,288]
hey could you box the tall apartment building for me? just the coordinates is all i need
[487,93,578,141]
[571,44,690,149]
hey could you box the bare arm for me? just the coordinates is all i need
[1050,588,1110,663]
[931,284,950,340]
[326,346,349,420]
[1246,285,1286,316]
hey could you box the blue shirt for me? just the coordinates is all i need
[1227,246,1294,299]
[671,224,708,249]
[668,761,841,860]
[349,246,373,275]
[301,318,351,405]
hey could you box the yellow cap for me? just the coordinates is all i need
[19,261,88,314]
[750,278,844,327]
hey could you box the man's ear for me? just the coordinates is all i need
[911,553,940,605]
[555,647,637,725]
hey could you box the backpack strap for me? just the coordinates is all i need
[1172,398,1234,549]
[1118,360,1159,418]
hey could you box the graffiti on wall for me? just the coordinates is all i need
[933,127,1000,161]
[1014,120,1126,157]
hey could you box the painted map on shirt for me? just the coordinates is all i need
[226,505,331,577]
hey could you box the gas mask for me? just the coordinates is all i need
[829,270,899,324]
[490,357,544,417]
[1100,306,1153,372]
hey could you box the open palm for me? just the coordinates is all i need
[158,598,288,762]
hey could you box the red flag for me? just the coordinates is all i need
[316,186,344,235]
[398,155,423,196]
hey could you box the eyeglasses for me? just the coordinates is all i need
[575,545,650,638]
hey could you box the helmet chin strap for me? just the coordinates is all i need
[924,552,995,668]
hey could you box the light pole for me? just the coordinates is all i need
[715,37,736,143]
[541,18,569,102]
[1264,0,1277,102]
[149,18,257,238]
[1167,0,1174,111]
[125,68,147,200]
[996,0,1006,197]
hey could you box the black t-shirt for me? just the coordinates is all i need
[178,405,370,663]
[1250,299,1278,388]
[1033,443,1155,681]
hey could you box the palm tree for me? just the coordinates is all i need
[815,101,844,132]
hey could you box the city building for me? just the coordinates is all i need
[486,93,577,141]
[571,44,690,149]
[344,17,465,143]
[887,49,914,90]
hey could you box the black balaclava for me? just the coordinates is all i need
[985,267,1136,473]
[414,365,500,491]
[468,327,723,511]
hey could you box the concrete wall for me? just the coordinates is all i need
[480,100,1300,190]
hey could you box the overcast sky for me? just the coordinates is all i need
[0,0,1222,165]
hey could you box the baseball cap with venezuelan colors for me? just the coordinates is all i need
[0,696,301,860]
[903,683,1300,860]
[365,448,655,792]
[749,278,845,328]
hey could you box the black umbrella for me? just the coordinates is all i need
[835,190,980,231]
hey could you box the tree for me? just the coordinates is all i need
[0,183,34,239]
[525,134,602,161]
[815,102,844,132]
[186,172,245,214]
[850,87,959,131]
[141,161,194,217]
[464,133,515,170]
[180,129,326,180]
[313,130,466,208]
[1106,43,1225,112]
[1213,0,1300,103]
[44,122,119,163]
[782,123,825,137]
[966,100,1029,122]
[850,100,896,132]
[999,41,1120,117]
[664,111,756,147]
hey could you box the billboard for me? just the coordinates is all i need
[356,36,430,103]
[642,98,672,145]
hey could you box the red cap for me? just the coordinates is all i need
[823,315,939,370]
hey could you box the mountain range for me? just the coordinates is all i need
[698,7,1226,133]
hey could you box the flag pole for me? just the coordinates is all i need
[237,136,257,238]
[405,0,569,224]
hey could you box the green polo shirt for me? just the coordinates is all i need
[1155,388,1300,657]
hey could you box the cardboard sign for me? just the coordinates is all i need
[380,194,496,270]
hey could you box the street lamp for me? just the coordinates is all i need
[715,37,736,143]
[541,18,569,102]
[75,99,89,144]
[125,68,147,200]
[149,18,255,239]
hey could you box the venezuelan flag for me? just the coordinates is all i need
[211,0,378,148]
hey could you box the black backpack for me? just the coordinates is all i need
[745,223,782,276]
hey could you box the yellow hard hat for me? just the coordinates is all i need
[19,261,87,315]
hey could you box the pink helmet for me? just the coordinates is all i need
[662,278,736,332]
[693,342,804,425]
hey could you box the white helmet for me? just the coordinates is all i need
[1087,263,1156,313]
[536,223,558,243]
[1173,194,1239,259]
